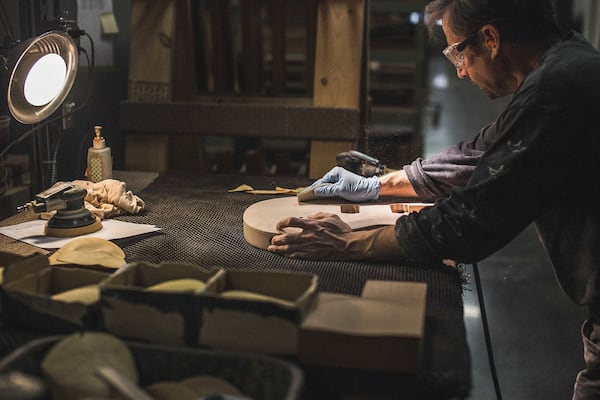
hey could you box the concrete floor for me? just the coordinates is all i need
[423,52,589,400]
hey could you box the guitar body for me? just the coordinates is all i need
[243,196,431,249]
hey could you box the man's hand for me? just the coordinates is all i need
[267,212,404,262]
[267,213,353,260]
[309,166,380,202]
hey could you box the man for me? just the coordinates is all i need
[267,0,600,398]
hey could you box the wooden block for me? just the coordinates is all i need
[299,280,427,372]
[124,133,169,172]
[361,280,427,304]
[340,204,359,213]
[389,203,433,214]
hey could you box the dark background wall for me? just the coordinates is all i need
[0,0,581,187]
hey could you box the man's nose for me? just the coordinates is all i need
[456,66,469,79]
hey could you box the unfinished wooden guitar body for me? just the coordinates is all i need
[243,196,431,250]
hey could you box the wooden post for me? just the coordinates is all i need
[126,0,201,171]
[305,0,318,97]
[128,0,175,101]
[270,0,286,95]
[241,0,264,94]
[209,0,235,94]
[172,0,197,101]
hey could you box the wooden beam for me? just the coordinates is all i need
[120,100,360,140]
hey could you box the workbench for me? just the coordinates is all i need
[0,171,471,399]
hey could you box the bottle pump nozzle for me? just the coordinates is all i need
[93,125,106,149]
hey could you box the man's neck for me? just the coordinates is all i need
[503,38,558,91]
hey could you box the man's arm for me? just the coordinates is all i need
[309,123,498,203]
[268,214,405,262]
[402,123,497,201]
[378,169,419,198]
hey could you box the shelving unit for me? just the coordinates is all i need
[367,0,428,169]
[122,0,365,179]
[121,0,430,176]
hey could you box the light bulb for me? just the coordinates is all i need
[23,53,68,107]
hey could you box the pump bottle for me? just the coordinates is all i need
[86,125,112,182]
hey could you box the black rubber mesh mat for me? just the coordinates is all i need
[110,172,472,399]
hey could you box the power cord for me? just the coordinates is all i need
[472,262,503,400]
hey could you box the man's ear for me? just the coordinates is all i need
[481,24,501,59]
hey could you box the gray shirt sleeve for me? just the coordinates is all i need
[403,123,498,201]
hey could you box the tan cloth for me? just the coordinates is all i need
[41,179,145,220]
[73,179,145,219]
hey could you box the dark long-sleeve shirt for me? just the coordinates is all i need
[398,31,600,305]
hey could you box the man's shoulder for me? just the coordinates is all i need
[543,31,600,69]
[519,32,600,104]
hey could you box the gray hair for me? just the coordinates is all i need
[425,0,561,44]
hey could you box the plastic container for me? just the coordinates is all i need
[0,335,304,400]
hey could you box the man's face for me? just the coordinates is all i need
[442,15,508,99]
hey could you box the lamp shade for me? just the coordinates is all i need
[7,30,78,124]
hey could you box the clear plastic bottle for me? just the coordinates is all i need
[86,125,112,182]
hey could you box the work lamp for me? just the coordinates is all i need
[4,30,78,124]
[0,27,101,237]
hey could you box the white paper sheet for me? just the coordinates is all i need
[0,219,161,249]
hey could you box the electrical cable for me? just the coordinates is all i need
[0,0,16,41]
[74,32,95,178]
[0,94,88,161]
[472,262,503,400]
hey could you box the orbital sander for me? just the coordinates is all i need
[19,182,102,237]
[336,150,388,177]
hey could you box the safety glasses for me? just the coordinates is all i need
[442,32,480,68]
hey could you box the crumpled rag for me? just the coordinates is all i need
[41,179,145,220]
